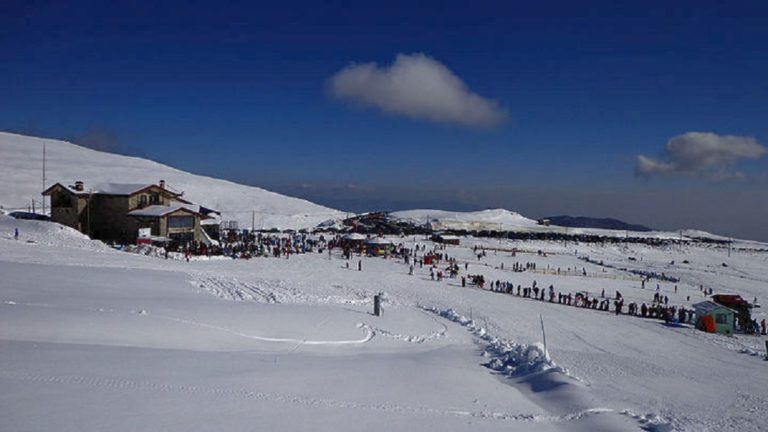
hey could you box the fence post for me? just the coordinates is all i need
[540,314,548,359]
[373,294,381,317]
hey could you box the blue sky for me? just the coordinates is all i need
[2,1,768,239]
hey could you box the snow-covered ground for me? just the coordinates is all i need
[0,132,343,230]
[2,215,767,431]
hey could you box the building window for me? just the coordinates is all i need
[150,193,160,205]
[139,195,148,207]
[52,192,72,207]
[715,313,728,324]
[168,215,194,229]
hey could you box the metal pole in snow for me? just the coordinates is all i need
[540,314,548,358]
[42,141,46,216]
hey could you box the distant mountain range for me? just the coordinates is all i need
[544,215,653,232]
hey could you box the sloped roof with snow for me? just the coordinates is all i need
[45,182,181,197]
[365,237,394,245]
[128,204,203,217]
[693,301,736,315]
[91,183,151,195]
[343,233,367,240]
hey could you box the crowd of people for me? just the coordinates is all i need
[162,230,765,336]
[461,273,699,324]
[171,231,329,260]
[409,244,758,331]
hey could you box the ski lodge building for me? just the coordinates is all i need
[43,180,215,245]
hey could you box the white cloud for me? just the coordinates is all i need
[328,53,506,128]
[636,132,766,179]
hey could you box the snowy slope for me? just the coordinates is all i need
[2,212,768,431]
[0,132,343,230]
[0,214,110,251]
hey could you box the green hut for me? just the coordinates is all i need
[693,301,735,335]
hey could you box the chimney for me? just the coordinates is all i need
[74,181,84,191]
[159,180,166,189]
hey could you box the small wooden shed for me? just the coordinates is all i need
[693,301,735,335]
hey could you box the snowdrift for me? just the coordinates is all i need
[0,214,111,251]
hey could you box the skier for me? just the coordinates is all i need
[14,227,19,240]
[358,260,362,271]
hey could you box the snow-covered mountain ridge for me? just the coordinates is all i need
[0,132,343,230]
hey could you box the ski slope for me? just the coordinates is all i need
[1,215,767,431]
[0,132,343,230]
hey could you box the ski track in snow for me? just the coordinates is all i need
[147,312,374,346]
[190,273,281,303]
[190,272,371,306]
[362,308,449,344]
[1,298,450,348]
[0,369,622,424]
[421,306,575,379]
[422,306,678,432]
